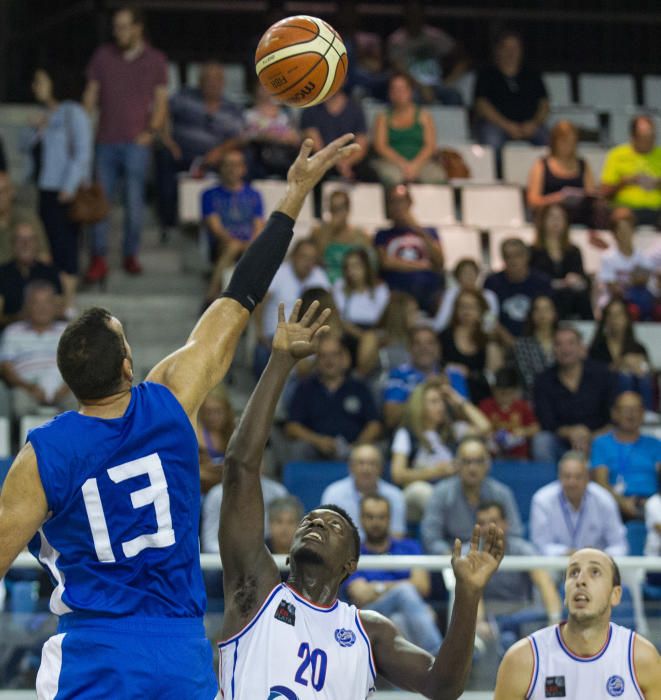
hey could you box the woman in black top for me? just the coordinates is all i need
[529,203,593,319]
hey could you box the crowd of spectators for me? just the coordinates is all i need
[1,0,661,669]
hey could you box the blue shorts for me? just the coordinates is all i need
[36,615,218,699]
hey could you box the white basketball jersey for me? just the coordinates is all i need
[526,622,644,699]
[219,583,377,700]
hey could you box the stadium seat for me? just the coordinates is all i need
[167,61,181,93]
[643,75,661,110]
[282,461,349,512]
[626,520,647,557]
[177,173,219,223]
[253,179,315,223]
[578,73,636,112]
[608,110,661,146]
[549,106,600,133]
[453,71,476,107]
[579,144,608,179]
[223,63,248,102]
[443,143,496,182]
[490,460,557,525]
[487,226,536,270]
[542,72,573,106]
[185,62,201,87]
[501,143,547,187]
[0,417,9,458]
[568,227,612,275]
[19,414,54,446]
[321,182,387,227]
[438,226,483,270]
[361,99,385,135]
[428,105,469,143]
[460,185,525,229]
[409,184,456,226]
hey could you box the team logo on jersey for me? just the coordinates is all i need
[606,675,625,696]
[544,675,566,697]
[335,628,356,647]
[267,686,299,700]
[274,600,296,626]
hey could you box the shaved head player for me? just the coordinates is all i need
[0,134,360,699]
[218,299,505,699]
[494,548,661,699]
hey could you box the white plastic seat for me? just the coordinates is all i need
[253,180,314,222]
[543,72,572,106]
[460,185,525,229]
[321,182,386,227]
[443,143,496,182]
[501,143,548,187]
[579,144,609,180]
[409,184,456,226]
[223,63,248,101]
[643,75,661,110]
[608,110,661,146]
[185,62,201,88]
[428,105,469,143]
[167,62,181,94]
[177,174,220,223]
[361,99,386,135]
[438,226,483,270]
[487,226,536,270]
[454,71,476,107]
[19,414,54,446]
[550,106,600,132]
[578,73,636,112]
[569,227,612,275]
[0,417,9,459]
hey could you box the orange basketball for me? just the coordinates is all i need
[255,15,348,108]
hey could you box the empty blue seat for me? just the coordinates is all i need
[626,520,647,557]
[490,461,557,525]
[282,461,349,512]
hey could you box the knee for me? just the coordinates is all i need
[393,581,424,605]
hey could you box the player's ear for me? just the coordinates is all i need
[122,356,133,382]
[344,557,358,579]
[610,585,622,608]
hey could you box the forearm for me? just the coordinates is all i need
[0,364,33,391]
[285,422,326,446]
[475,99,512,130]
[531,100,549,127]
[355,421,382,445]
[459,401,491,436]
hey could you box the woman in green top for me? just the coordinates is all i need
[372,73,446,186]
[310,189,371,283]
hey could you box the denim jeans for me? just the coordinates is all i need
[90,143,151,257]
[531,431,569,464]
[366,582,442,655]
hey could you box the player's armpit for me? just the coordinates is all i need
[493,638,535,700]
[146,297,249,420]
[0,443,49,579]
[633,633,661,699]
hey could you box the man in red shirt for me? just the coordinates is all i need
[479,367,539,459]
[83,5,168,280]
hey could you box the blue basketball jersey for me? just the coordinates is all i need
[27,382,207,619]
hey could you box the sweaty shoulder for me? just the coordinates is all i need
[494,637,535,700]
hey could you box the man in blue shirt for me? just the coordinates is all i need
[591,391,661,520]
[345,493,442,654]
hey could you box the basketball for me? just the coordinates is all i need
[255,15,348,108]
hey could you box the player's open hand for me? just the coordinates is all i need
[287,134,361,192]
[272,300,331,361]
[451,524,505,595]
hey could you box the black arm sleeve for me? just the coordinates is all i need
[220,210,294,313]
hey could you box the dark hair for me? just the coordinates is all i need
[501,237,529,258]
[57,307,127,401]
[449,289,488,349]
[610,556,622,587]
[493,367,520,390]
[493,27,524,51]
[589,297,641,358]
[555,322,583,342]
[534,203,571,252]
[342,248,376,292]
[291,237,317,257]
[388,71,415,91]
[317,503,361,561]
[360,493,390,515]
[630,114,655,138]
[476,500,507,520]
[115,4,145,25]
[522,294,558,337]
[453,258,480,279]
[34,66,85,102]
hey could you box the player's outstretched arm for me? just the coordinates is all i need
[634,633,661,699]
[220,300,330,637]
[146,134,360,422]
[0,444,49,579]
[361,524,504,700]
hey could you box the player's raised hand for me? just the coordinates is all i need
[286,133,361,192]
[451,524,505,594]
[271,300,331,361]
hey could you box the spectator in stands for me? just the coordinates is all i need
[391,377,491,521]
[479,368,539,460]
[530,451,628,556]
[371,74,446,187]
[383,325,469,431]
[511,295,557,397]
[433,258,499,334]
[527,120,597,225]
[0,222,62,328]
[267,496,304,555]
[0,172,50,266]
[311,189,370,284]
[589,298,654,409]
[600,115,661,227]
[29,67,92,315]
[155,61,244,236]
[421,436,523,554]
[591,391,661,520]
[598,207,654,319]
[473,30,549,171]
[285,335,381,461]
[254,239,330,377]
[644,485,661,570]
[300,88,370,183]
[333,248,389,376]
[320,444,406,538]
[528,204,593,320]
[201,149,264,302]
[197,384,234,493]
[484,238,552,342]
[374,184,444,314]
[83,5,168,280]
[201,458,287,554]
[475,501,563,653]
[378,291,421,372]
[386,0,466,105]
[243,84,301,179]
[533,325,618,463]
[0,281,75,419]
[346,494,442,655]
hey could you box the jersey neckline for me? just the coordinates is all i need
[555,622,613,662]
[285,583,338,611]
[75,384,137,423]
